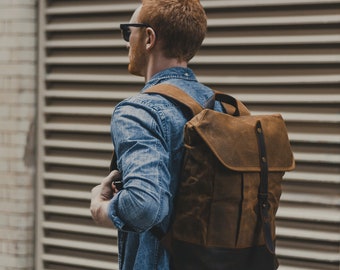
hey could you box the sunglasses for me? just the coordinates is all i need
[120,23,151,42]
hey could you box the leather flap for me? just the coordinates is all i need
[186,110,295,172]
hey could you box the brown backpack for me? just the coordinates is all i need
[144,84,295,270]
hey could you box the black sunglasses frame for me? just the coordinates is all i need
[120,23,151,42]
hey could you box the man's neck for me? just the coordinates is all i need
[145,53,188,82]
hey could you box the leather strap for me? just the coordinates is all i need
[145,84,250,117]
[145,84,203,116]
[214,90,250,116]
[256,121,279,268]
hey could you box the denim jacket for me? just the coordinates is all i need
[108,67,222,270]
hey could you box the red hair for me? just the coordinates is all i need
[139,0,207,62]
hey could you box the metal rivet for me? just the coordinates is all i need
[262,157,267,163]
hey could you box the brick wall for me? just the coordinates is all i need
[0,0,37,269]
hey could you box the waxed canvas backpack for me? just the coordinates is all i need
[145,84,295,270]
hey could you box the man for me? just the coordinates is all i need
[90,0,222,269]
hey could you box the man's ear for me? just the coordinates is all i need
[145,27,156,50]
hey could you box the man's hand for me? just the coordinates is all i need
[90,170,122,227]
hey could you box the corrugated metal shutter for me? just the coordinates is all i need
[36,0,340,269]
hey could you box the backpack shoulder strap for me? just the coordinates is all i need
[214,91,251,116]
[146,84,251,117]
[145,84,203,116]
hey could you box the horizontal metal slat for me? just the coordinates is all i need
[194,55,340,65]
[46,54,340,65]
[276,246,339,263]
[277,205,340,223]
[279,266,326,270]
[45,90,133,100]
[46,3,137,15]
[44,172,105,185]
[46,39,123,48]
[46,74,143,83]
[43,237,117,254]
[284,171,340,184]
[43,205,90,217]
[43,140,112,151]
[46,56,127,65]
[288,133,340,144]
[208,15,340,28]
[43,123,109,133]
[42,254,118,270]
[43,188,90,200]
[235,94,340,104]
[44,106,113,116]
[43,221,116,237]
[281,191,340,206]
[46,73,340,85]
[279,265,338,270]
[293,152,340,165]
[203,35,340,46]
[276,226,340,242]
[198,74,340,85]
[202,0,340,8]
[46,22,117,32]
[43,156,108,168]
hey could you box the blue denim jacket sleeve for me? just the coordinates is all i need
[108,95,172,233]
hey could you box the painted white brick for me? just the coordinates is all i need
[0,119,32,132]
[0,241,5,254]
[0,186,9,199]
[0,228,33,241]
[0,93,18,104]
[10,77,36,91]
[0,51,11,62]
[9,160,32,173]
[13,49,36,62]
[0,63,36,76]
[10,0,37,6]
[18,91,36,105]
[8,188,34,201]
[0,7,35,20]
[0,214,9,227]
[0,253,34,268]
[0,76,35,91]
[0,121,16,131]
[0,20,9,33]
[11,21,36,34]
[0,104,11,118]
[0,146,24,159]
[0,35,36,48]
[0,0,12,6]
[9,133,28,146]
[8,214,34,229]
[0,76,11,90]
[0,160,9,172]
[10,104,35,119]
[1,1,37,269]
[8,241,33,255]
[3,201,33,214]
[13,173,35,186]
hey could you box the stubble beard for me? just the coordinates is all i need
[128,43,147,77]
